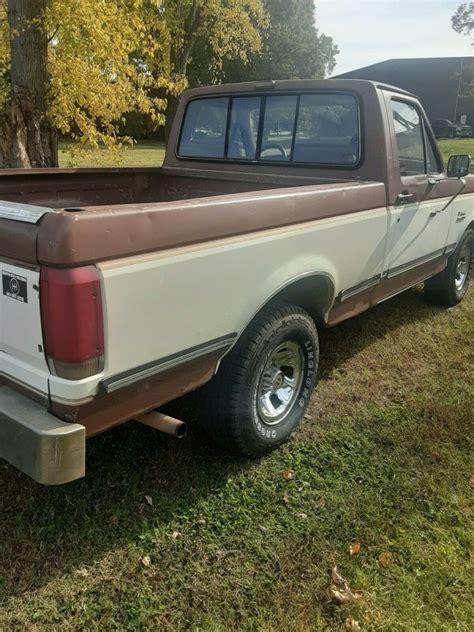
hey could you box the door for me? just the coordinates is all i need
[384,97,455,280]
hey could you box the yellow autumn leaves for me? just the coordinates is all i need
[0,0,267,153]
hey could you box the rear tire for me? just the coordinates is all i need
[424,229,472,306]
[199,302,319,457]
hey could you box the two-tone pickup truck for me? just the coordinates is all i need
[0,79,472,485]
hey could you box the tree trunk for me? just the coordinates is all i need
[0,0,58,168]
[165,3,201,141]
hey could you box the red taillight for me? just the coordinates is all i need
[40,266,105,380]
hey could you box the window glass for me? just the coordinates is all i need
[179,97,229,158]
[178,92,361,167]
[391,100,425,176]
[294,94,359,165]
[425,127,441,173]
[227,97,261,160]
[260,96,298,162]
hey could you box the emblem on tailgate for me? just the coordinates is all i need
[2,270,28,303]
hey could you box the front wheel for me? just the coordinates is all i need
[199,302,319,457]
[424,229,472,306]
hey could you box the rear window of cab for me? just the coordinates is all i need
[178,92,361,167]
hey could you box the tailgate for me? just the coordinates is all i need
[0,201,53,397]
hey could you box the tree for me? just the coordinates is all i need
[0,0,268,165]
[451,3,473,102]
[0,0,168,168]
[0,0,57,168]
[451,2,474,37]
[219,0,338,84]
[152,0,268,136]
[46,0,167,160]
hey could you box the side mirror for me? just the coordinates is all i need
[447,154,471,178]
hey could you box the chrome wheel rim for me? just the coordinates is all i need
[257,341,304,426]
[455,243,471,291]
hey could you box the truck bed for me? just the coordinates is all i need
[0,167,383,267]
[0,166,352,210]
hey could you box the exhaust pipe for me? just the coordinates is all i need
[136,411,187,439]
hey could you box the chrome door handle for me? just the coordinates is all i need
[396,191,416,205]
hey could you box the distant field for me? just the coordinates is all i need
[438,138,474,169]
[58,139,167,168]
[59,137,474,169]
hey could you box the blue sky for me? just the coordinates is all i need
[316,0,473,75]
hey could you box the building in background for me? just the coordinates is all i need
[335,57,473,127]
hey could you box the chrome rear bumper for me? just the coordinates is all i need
[0,386,85,485]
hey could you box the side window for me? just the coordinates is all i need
[391,100,425,176]
[260,95,298,162]
[227,97,261,160]
[179,97,229,158]
[424,127,441,174]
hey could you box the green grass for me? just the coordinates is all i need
[58,139,166,168]
[58,137,474,169]
[0,287,472,630]
[438,138,474,167]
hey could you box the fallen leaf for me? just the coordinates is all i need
[297,512,308,519]
[283,469,295,481]
[142,556,151,567]
[378,551,394,566]
[345,618,361,631]
[330,566,362,604]
[74,568,88,577]
[259,525,268,533]
[144,495,153,506]
[172,530,181,540]
[304,414,313,420]
[283,491,290,505]
[469,474,474,488]
[349,542,361,556]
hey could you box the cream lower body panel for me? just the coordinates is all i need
[94,207,389,389]
[47,193,473,404]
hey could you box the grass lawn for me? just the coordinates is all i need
[438,138,474,167]
[59,138,474,169]
[0,286,472,630]
[1,135,472,630]
[58,139,167,168]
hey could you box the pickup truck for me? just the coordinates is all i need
[0,79,472,485]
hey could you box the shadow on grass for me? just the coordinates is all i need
[0,287,446,599]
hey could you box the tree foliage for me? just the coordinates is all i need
[0,0,269,160]
[216,0,338,84]
[451,3,474,99]
[46,0,168,153]
[148,0,268,133]
[0,0,170,164]
[452,2,474,36]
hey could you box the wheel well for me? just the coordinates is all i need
[266,274,335,325]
